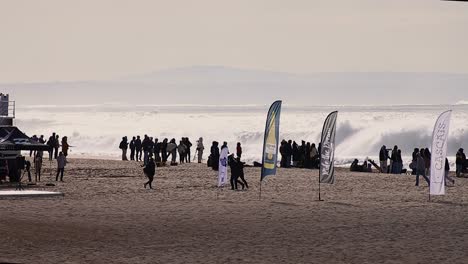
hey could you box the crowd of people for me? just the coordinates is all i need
[377,145,467,187]
[119,136,205,166]
[279,140,321,169]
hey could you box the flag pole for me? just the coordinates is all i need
[259,180,262,200]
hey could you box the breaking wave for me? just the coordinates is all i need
[13,104,468,168]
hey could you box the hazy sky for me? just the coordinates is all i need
[1,0,468,83]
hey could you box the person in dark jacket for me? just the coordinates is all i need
[379,145,389,173]
[292,141,299,167]
[389,145,398,174]
[415,151,429,186]
[154,139,162,162]
[129,136,136,161]
[228,154,248,190]
[134,136,142,161]
[161,138,168,163]
[119,136,129,161]
[279,140,286,168]
[285,140,293,168]
[456,148,465,177]
[236,142,242,160]
[143,157,156,189]
[185,137,193,163]
[47,133,56,161]
[210,141,220,171]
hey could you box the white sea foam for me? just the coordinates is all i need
[14,104,468,168]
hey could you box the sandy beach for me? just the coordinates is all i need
[1,158,468,264]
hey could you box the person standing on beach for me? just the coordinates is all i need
[456,148,465,177]
[142,135,150,165]
[196,137,204,163]
[129,136,136,161]
[54,134,60,159]
[161,138,168,163]
[154,138,161,162]
[61,136,70,157]
[236,142,242,160]
[286,140,293,168]
[210,141,220,170]
[166,139,178,165]
[135,136,142,161]
[424,148,431,176]
[30,135,38,157]
[379,145,389,173]
[119,136,129,161]
[143,157,156,189]
[56,151,67,182]
[185,137,193,163]
[47,133,56,161]
[35,151,43,182]
[178,140,187,164]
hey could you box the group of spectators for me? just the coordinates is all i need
[279,140,321,169]
[379,145,467,187]
[119,136,205,166]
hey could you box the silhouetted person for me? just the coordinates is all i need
[154,139,161,162]
[161,138,168,163]
[130,136,136,161]
[292,141,299,167]
[310,143,319,168]
[415,151,429,186]
[379,145,389,173]
[119,136,129,161]
[30,135,38,157]
[54,134,60,159]
[185,137,193,163]
[196,137,204,163]
[47,133,56,161]
[135,136,142,161]
[228,154,244,190]
[56,152,67,181]
[210,141,220,171]
[286,140,293,168]
[167,139,178,165]
[143,157,156,189]
[35,151,43,182]
[61,136,70,157]
[178,140,187,163]
[456,148,465,177]
[279,140,286,167]
[236,142,242,159]
[142,135,151,165]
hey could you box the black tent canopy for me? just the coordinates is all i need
[0,126,50,151]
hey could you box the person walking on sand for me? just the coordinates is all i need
[61,136,70,157]
[143,157,156,189]
[415,151,429,186]
[196,137,204,163]
[129,136,136,161]
[119,136,129,161]
[56,152,67,182]
[161,138,168,164]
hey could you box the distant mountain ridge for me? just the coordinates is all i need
[2,65,467,106]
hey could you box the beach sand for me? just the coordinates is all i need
[1,158,468,263]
